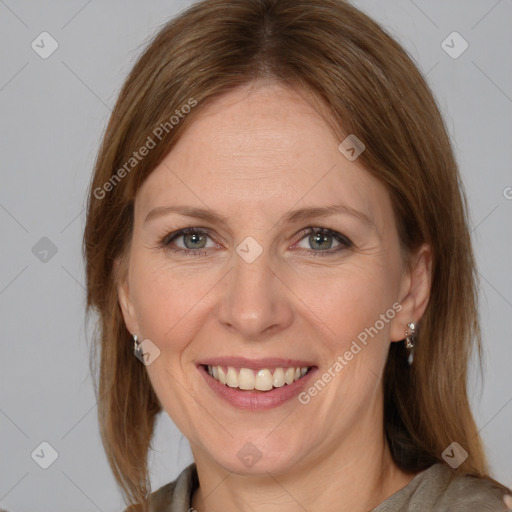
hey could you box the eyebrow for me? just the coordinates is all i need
[144,204,374,227]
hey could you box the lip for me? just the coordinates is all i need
[198,356,316,370]
[197,363,318,411]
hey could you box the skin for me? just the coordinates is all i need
[117,80,432,512]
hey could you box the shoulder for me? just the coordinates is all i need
[436,466,509,511]
[148,463,198,512]
[373,463,510,512]
[147,479,179,512]
[122,463,198,512]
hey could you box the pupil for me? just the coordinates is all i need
[312,233,331,250]
[186,232,205,249]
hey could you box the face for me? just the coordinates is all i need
[118,80,428,477]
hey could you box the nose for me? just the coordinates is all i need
[217,246,294,340]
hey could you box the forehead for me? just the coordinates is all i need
[136,81,391,229]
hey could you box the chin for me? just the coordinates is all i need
[198,434,306,477]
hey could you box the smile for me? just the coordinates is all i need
[206,365,311,391]
[197,359,318,410]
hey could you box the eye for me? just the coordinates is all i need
[294,227,352,256]
[158,226,352,257]
[160,227,218,256]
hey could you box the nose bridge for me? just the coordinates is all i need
[218,239,293,338]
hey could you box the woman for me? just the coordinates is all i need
[83,0,511,510]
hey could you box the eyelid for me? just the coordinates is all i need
[293,226,353,249]
[160,226,221,253]
[161,226,214,246]
[159,226,353,255]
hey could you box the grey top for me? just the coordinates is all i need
[140,462,508,511]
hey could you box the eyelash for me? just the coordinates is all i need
[158,226,352,257]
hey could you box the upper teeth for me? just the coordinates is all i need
[207,365,309,391]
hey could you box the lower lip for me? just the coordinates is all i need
[198,365,318,411]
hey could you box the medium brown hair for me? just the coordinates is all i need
[83,0,495,508]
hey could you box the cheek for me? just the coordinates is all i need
[129,256,215,349]
[129,239,401,360]
[295,262,399,348]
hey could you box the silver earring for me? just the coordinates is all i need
[405,322,415,364]
[133,334,143,357]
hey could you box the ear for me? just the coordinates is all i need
[389,243,432,342]
[115,255,139,336]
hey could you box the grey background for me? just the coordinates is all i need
[0,0,511,510]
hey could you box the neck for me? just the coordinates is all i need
[190,416,416,512]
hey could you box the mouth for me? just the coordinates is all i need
[202,364,311,391]
[197,358,318,410]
